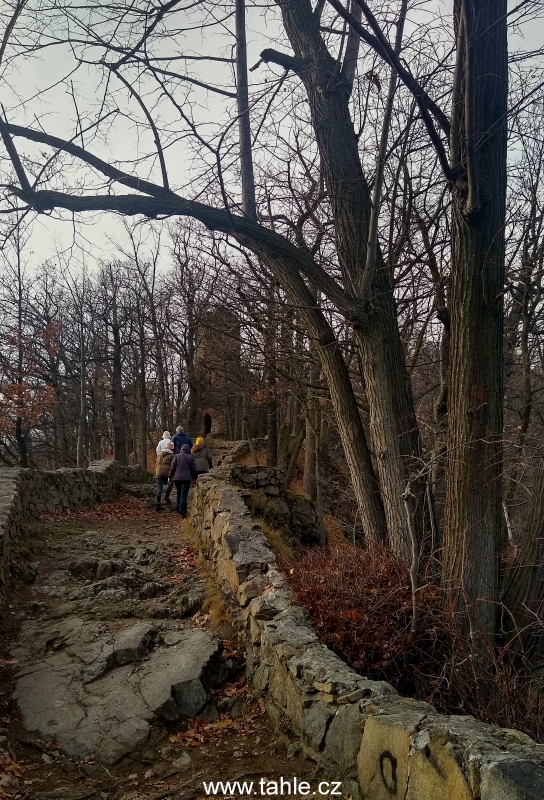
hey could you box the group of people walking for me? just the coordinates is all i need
[155,426,212,517]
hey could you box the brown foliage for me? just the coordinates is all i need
[281,544,449,702]
[0,382,55,435]
[281,544,544,741]
[40,495,160,523]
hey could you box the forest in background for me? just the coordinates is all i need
[1,0,544,735]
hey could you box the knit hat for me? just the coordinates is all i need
[195,437,205,446]
[165,441,174,449]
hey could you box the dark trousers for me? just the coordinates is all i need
[164,478,174,499]
[174,480,191,515]
[156,476,167,503]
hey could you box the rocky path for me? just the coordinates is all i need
[0,484,316,800]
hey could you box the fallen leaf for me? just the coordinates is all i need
[0,756,24,776]
[192,612,210,629]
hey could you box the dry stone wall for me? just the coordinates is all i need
[191,464,544,800]
[0,460,149,616]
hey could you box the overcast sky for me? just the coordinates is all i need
[1,0,543,276]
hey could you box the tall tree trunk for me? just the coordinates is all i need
[502,458,544,664]
[415,209,449,537]
[77,323,87,469]
[88,383,101,461]
[303,375,318,502]
[234,394,242,440]
[111,301,127,466]
[360,0,407,303]
[253,245,388,540]
[266,0,423,558]
[15,417,28,468]
[53,379,69,466]
[235,0,387,539]
[266,344,278,466]
[150,307,168,431]
[266,390,278,466]
[15,243,28,467]
[504,262,533,507]
[442,0,508,636]
[235,0,256,221]
[315,413,328,545]
[285,428,305,486]
[139,341,148,472]
[186,373,198,438]
[186,301,199,438]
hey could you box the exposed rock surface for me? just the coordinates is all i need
[12,572,218,766]
[13,618,220,764]
[8,510,219,765]
[0,460,152,615]
[0,453,318,800]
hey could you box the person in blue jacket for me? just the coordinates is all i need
[172,426,192,454]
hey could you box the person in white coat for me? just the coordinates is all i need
[156,431,172,455]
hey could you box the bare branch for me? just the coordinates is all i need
[0,112,33,199]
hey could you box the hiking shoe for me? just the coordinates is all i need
[156,503,162,512]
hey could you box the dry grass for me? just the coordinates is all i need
[182,520,229,625]
[255,517,294,561]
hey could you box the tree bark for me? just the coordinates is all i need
[264,0,423,558]
[266,339,278,467]
[186,296,199,438]
[442,0,508,635]
[502,458,544,664]
[303,394,317,502]
[139,344,148,472]
[285,428,305,486]
[149,306,167,431]
[77,322,87,469]
[235,0,256,221]
[253,247,388,541]
[15,241,28,467]
[111,298,128,466]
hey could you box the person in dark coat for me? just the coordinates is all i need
[165,426,192,502]
[168,443,197,517]
[192,437,212,477]
[172,426,192,454]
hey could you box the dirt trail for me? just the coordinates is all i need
[0,473,317,800]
